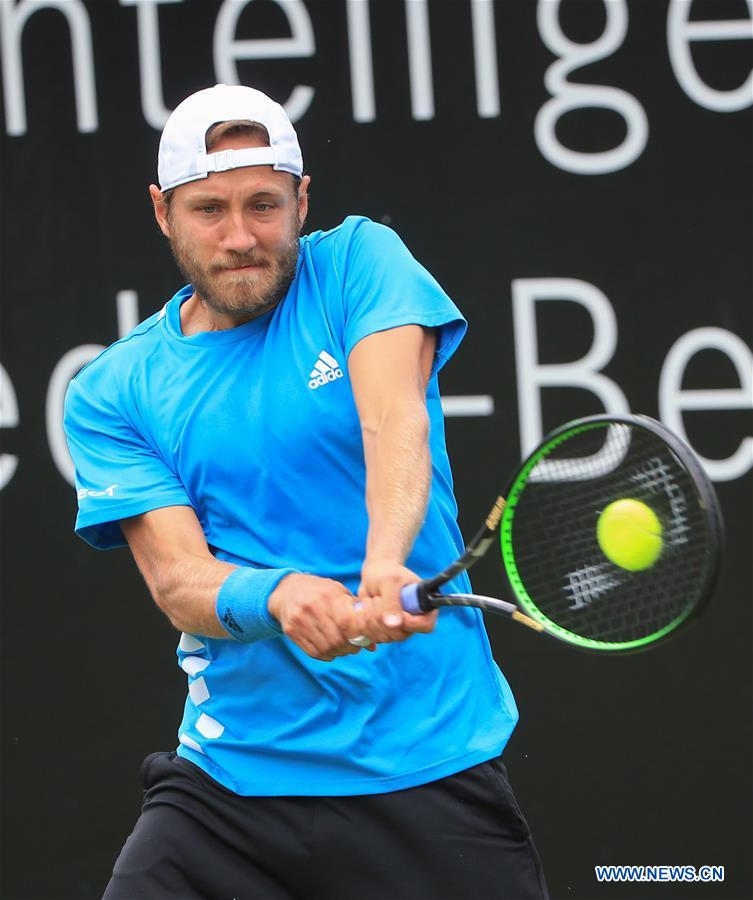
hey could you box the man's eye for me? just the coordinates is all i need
[255,202,274,212]
[199,206,218,214]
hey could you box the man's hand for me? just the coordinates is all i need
[357,559,439,645]
[268,573,373,662]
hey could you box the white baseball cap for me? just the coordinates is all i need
[157,84,303,192]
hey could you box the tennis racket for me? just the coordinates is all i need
[399,414,723,653]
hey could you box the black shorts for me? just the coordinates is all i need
[102,751,548,900]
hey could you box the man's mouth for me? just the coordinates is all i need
[219,262,267,272]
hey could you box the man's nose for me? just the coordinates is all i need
[221,211,257,255]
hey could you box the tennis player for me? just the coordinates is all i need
[64,84,548,899]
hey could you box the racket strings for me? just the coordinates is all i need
[506,424,714,648]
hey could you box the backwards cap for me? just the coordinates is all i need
[157,84,303,192]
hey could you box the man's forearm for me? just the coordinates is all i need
[121,508,365,656]
[362,398,431,564]
[153,554,239,637]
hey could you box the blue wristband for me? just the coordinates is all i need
[216,567,298,642]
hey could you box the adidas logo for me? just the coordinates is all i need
[222,608,243,635]
[308,350,344,390]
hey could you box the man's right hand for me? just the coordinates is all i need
[268,573,374,661]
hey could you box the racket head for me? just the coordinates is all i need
[499,415,723,653]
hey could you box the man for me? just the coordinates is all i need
[65,84,547,899]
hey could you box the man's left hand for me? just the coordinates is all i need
[357,559,439,645]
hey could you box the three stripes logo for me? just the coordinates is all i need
[308,350,344,390]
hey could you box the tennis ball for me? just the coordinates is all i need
[597,499,663,571]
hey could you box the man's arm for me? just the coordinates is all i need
[348,324,440,643]
[120,506,368,660]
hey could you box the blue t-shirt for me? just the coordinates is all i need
[64,216,518,795]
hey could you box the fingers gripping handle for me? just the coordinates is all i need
[349,583,432,647]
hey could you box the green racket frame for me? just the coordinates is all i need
[400,414,723,654]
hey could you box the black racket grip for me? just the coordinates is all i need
[400,582,434,614]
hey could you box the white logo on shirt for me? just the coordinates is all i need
[308,350,344,389]
[78,484,118,499]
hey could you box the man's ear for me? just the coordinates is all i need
[297,175,311,230]
[149,184,171,237]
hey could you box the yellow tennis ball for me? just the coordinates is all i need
[597,499,663,571]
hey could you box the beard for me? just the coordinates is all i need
[168,222,300,321]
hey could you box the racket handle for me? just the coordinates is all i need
[350,585,428,646]
[400,582,433,614]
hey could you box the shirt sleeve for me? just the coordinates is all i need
[64,376,192,550]
[334,217,467,371]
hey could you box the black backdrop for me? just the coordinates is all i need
[1,1,751,898]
